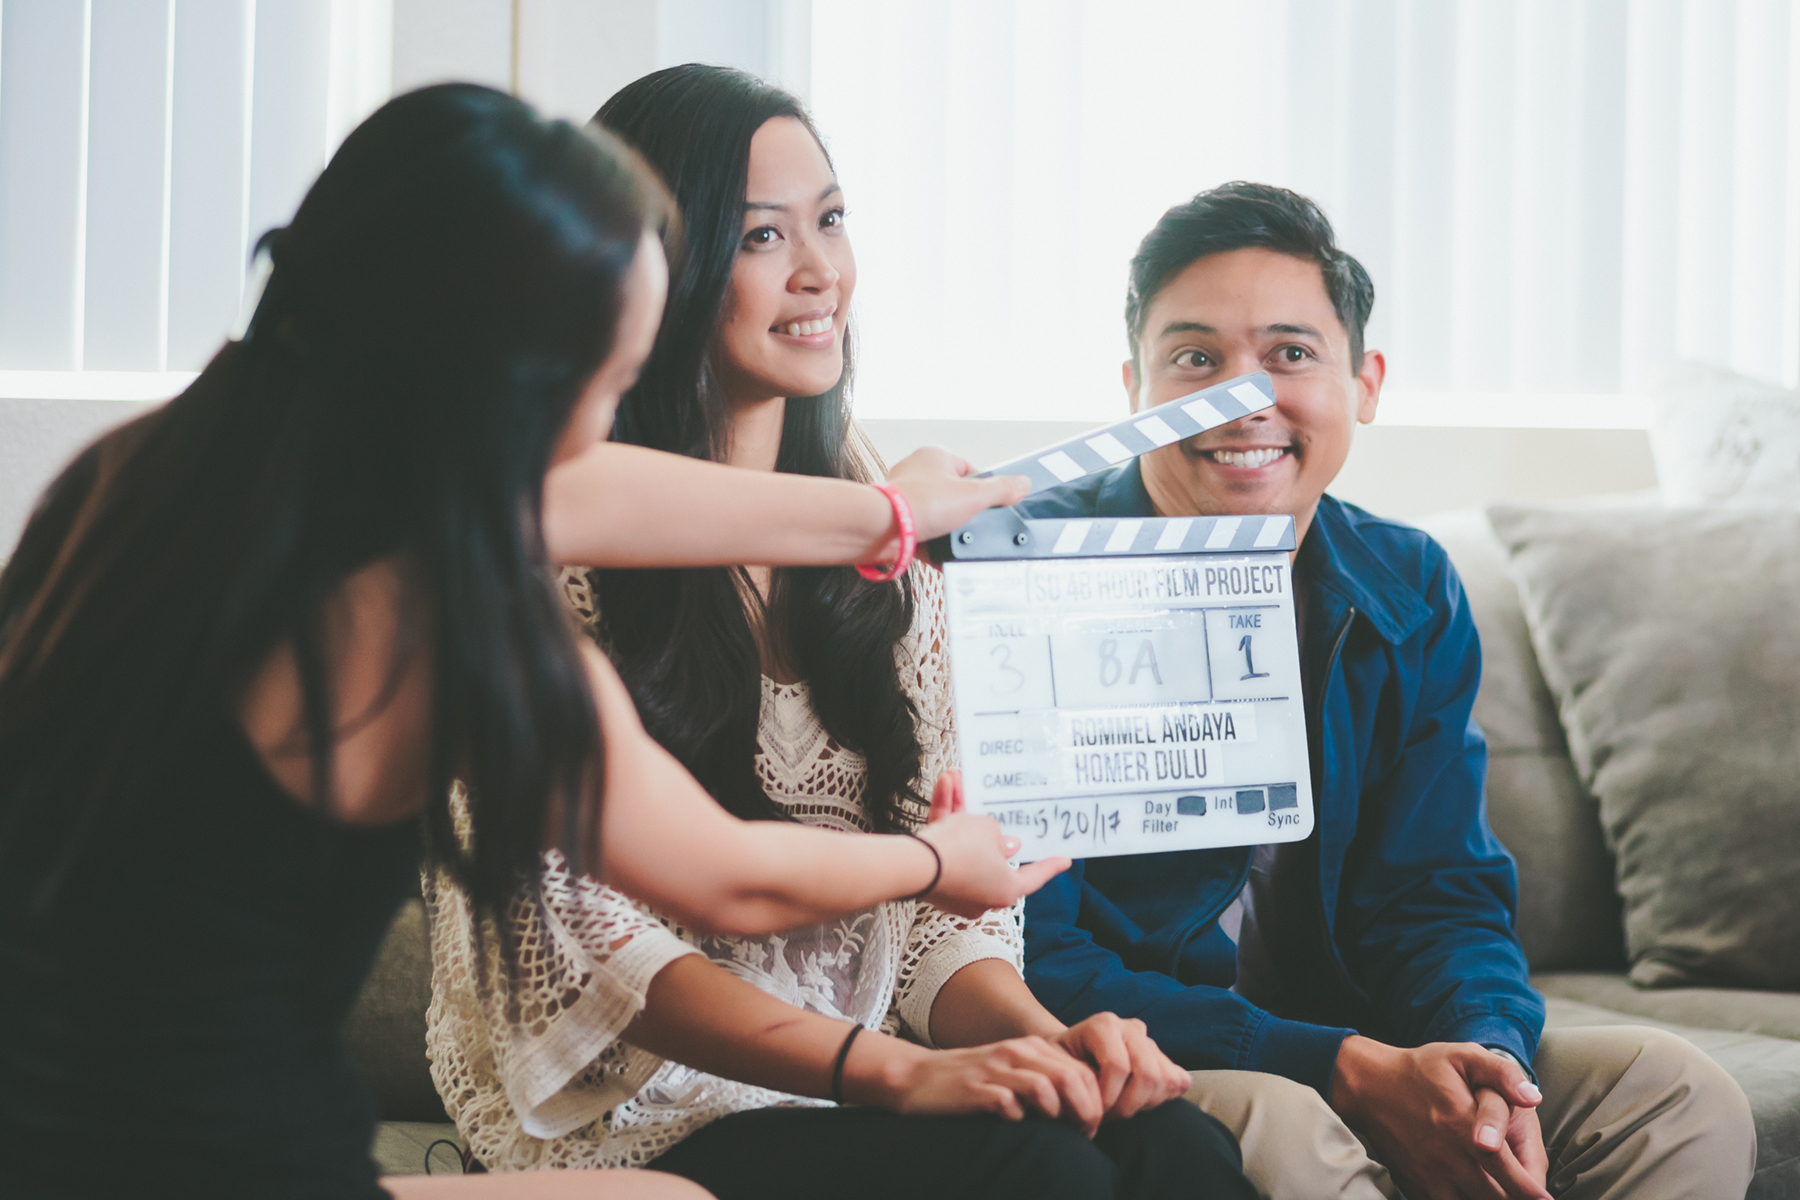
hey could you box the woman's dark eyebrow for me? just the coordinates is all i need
[745,182,844,213]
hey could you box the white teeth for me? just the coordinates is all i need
[1211,448,1285,468]
[781,315,834,337]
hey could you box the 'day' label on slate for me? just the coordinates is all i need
[944,553,1314,861]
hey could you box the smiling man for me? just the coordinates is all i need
[1018,183,1754,1200]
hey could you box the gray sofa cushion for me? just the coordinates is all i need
[1413,510,1622,971]
[1490,505,1800,989]
[345,898,449,1123]
[1544,995,1800,1199]
[1536,973,1800,1042]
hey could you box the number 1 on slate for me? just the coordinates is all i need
[1238,634,1271,681]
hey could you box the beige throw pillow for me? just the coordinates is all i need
[1488,504,1800,989]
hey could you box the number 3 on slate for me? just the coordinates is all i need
[1238,634,1271,681]
[989,643,1026,694]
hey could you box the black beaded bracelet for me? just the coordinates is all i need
[830,1024,864,1105]
[902,830,942,900]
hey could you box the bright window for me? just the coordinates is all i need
[810,0,1800,423]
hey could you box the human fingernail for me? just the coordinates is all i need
[1475,1126,1502,1150]
[1518,1082,1542,1103]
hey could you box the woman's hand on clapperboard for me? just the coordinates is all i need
[915,769,1071,918]
[886,448,1031,564]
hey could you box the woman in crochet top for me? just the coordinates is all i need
[427,66,1256,1200]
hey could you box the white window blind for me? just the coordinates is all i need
[0,0,392,378]
[810,0,1800,424]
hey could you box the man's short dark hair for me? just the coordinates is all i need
[1125,182,1375,371]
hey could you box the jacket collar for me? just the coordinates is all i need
[1090,462,1431,647]
[1295,496,1432,646]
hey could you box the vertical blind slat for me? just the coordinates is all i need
[246,0,331,257]
[1676,0,1738,365]
[1730,0,1792,383]
[1619,0,1682,392]
[83,0,174,371]
[1449,0,1515,392]
[0,0,90,370]
[1390,0,1458,390]
[166,0,253,371]
[1573,0,1629,393]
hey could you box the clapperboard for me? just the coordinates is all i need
[936,371,1313,862]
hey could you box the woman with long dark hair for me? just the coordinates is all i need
[0,83,1061,1200]
[427,66,1256,1200]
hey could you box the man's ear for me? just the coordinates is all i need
[1123,357,1141,412]
[1354,349,1385,425]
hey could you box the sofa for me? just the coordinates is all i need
[348,498,1800,1196]
[1419,506,1800,1200]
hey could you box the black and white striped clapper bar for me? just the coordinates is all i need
[933,371,1296,561]
[937,370,1314,863]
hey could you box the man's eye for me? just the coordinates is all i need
[1175,350,1210,369]
[1276,345,1309,363]
[743,226,779,248]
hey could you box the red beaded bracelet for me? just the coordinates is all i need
[856,483,916,582]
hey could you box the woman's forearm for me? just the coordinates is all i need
[603,777,943,937]
[586,641,1062,937]
[544,442,896,568]
[626,954,926,1101]
[543,442,1030,569]
[928,959,1066,1049]
[588,643,941,935]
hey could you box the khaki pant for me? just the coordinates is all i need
[1184,1026,1756,1199]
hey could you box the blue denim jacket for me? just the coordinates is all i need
[1016,462,1542,1097]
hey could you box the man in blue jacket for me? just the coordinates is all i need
[1019,183,1753,1199]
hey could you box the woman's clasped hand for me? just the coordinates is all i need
[849,1014,1196,1137]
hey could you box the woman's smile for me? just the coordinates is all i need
[772,307,837,345]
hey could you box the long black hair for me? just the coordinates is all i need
[0,84,672,922]
[585,65,925,833]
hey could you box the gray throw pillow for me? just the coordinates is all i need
[1488,504,1800,989]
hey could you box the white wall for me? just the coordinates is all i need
[0,396,156,553]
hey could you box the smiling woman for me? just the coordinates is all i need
[716,119,856,416]
[581,65,907,827]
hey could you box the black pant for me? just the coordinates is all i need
[646,1100,1257,1200]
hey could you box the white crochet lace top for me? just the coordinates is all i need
[424,566,1024,1170]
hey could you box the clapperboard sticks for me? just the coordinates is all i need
[934,371,1297,561]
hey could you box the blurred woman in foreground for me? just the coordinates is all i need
[0,83,1052,1199]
